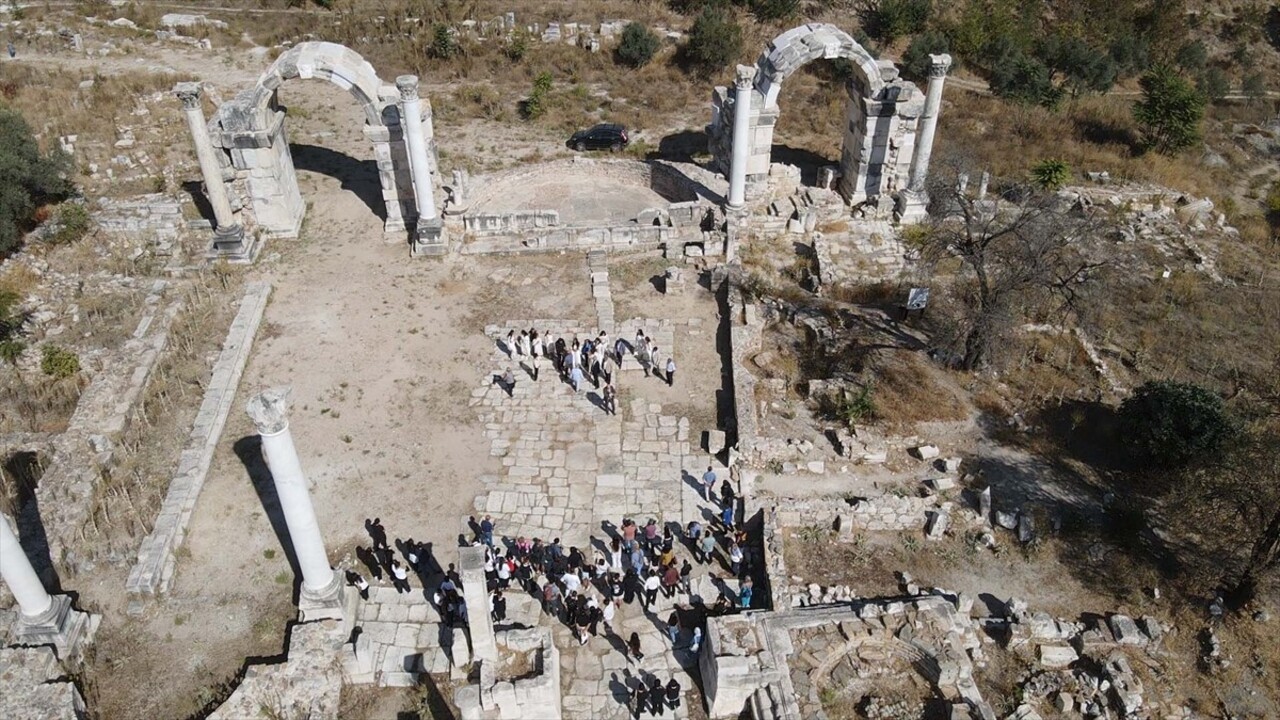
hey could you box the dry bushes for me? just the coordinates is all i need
[81,271,241,561]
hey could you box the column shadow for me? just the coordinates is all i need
[233,435,302,603]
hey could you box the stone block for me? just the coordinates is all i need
[1037,643,1078,669]
[1109,614,1144,645]
[912,445,940,460]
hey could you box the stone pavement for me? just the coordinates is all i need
[473,320,700,549]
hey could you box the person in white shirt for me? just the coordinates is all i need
[665,356,676,386]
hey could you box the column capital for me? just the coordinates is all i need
[927,54,953,79]
[174,81,203,110]
[733,64,757,91]
[396,74,420,102]
[246,387,291,435]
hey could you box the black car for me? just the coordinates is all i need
[568,123,629,152]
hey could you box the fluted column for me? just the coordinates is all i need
[396,75,437,224]
[0,512,51,619]
[175,83,242,240]
[246,387,344,620]
[727,65,756,210]
[906,54,953,194]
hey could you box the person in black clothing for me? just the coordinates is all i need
[631,684,648,719]
[491,589,507,623]
[648,676,666,716]
[365,517,388,551]
[529,538,546,574]
[567,546,584,570]
[628,632,644,662]
[665,678,681,710]
[720,480,736,508]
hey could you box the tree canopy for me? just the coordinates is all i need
[0,107,73,255]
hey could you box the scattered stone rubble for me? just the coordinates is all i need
[0,646,87,720]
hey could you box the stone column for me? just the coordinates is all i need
[246,388,344,621]
[396,75,445,254]
[897,54,952,223]
[727,65,756,210]
[175,82,250,257]
[459,545,497,662]
[1,513,96,660]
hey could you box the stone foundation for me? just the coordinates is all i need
[455,627,561,720]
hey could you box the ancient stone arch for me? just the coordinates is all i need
[708,23,950,219]
[197,42,439,244]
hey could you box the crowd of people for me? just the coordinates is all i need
[496,326,676,406]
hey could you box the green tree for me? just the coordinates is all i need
[1174,40,1207,72]
[0,289,26,364]
[1132,66,1205,155]
[1196,67,1230,102]
[684,6,742,74]
[749,0,799,21]
[616,22,660,68]
[0,108,72,255]
[990,51,1061,107]
[860,0,931,43]
[521,72,553,120]
[1118,380,1234,469]
[429,24,457,60]
[902,30,950,81]
[1038,35,1118,97]
[1242,72,1267,103]
[1030,159,1070,190]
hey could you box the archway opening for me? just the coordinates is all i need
[276,78,387,229]
[767,59,866,187]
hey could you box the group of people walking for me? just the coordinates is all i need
[499,326,676,406]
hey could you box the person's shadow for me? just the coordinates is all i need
[356,546,383,580]
[585,391,607,412]
[496,338,513,358]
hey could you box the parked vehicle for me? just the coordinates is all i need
[567,123,629,152]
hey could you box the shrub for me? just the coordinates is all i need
[684,6,742,74]
[1175,41,1208,72]
[989,52,1061,108]
[863,0,932,43]
[902,30,950,81]
[1196,67,1230,102]
[1030,159,1069,190]
[40,345,80,379]
[504,31,530,62]
[1118,380,1235,469]
[521,72,553,121]
[0,108,73,255]
[617,22,660,68]
[43,203,91,246]
[1133,66,1205,155]
[1242,72,1267,102]
[749,0,799,21]
[429,24,457,60]
[0,289,25,364]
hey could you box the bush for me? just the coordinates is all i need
[521,72,553,120]
[1133,65,1205,155]
[1030,159,1069,190]
[1118,380,1235,469]
[749,0,798,21]
[43,203,91,246]
[617,22,660,68]
[0,108,73,256]
[902,30,950,81]
[504,31,530,62]
[40,345,80,379]
[1196,67,1230,102]
[684,6,742,74]
[429,24,457,60]
[989,52,1061,108]
[0,289,25,364]
[863,0,932,43]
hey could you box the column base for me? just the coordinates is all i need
[11,594,99,664]
[895,189,930,225]
[298,572,347,623]
[411,217,448,257]
[204,224,260,264]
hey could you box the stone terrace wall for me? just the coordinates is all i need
[772,493,937,535]
[210,619,346,719]
[463,210,560,234]
[36,280,181,577]
[126,282,271,607]
[724,276,763,457]
[460,224,672,255]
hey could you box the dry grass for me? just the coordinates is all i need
[81,271,241,561]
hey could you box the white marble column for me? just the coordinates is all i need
[2,513,96,660]
[906,54,953,194]
[727,65,756,210]
[458,545,497,661]
[0,512,51,619]
[396,75,437,224]
[246,388,344,620]
[175,82,245,251]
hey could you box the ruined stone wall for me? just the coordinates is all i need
[725,277,763,457]
[459,224,673,255]
[463,210,560,234]
[126,282,271,605]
